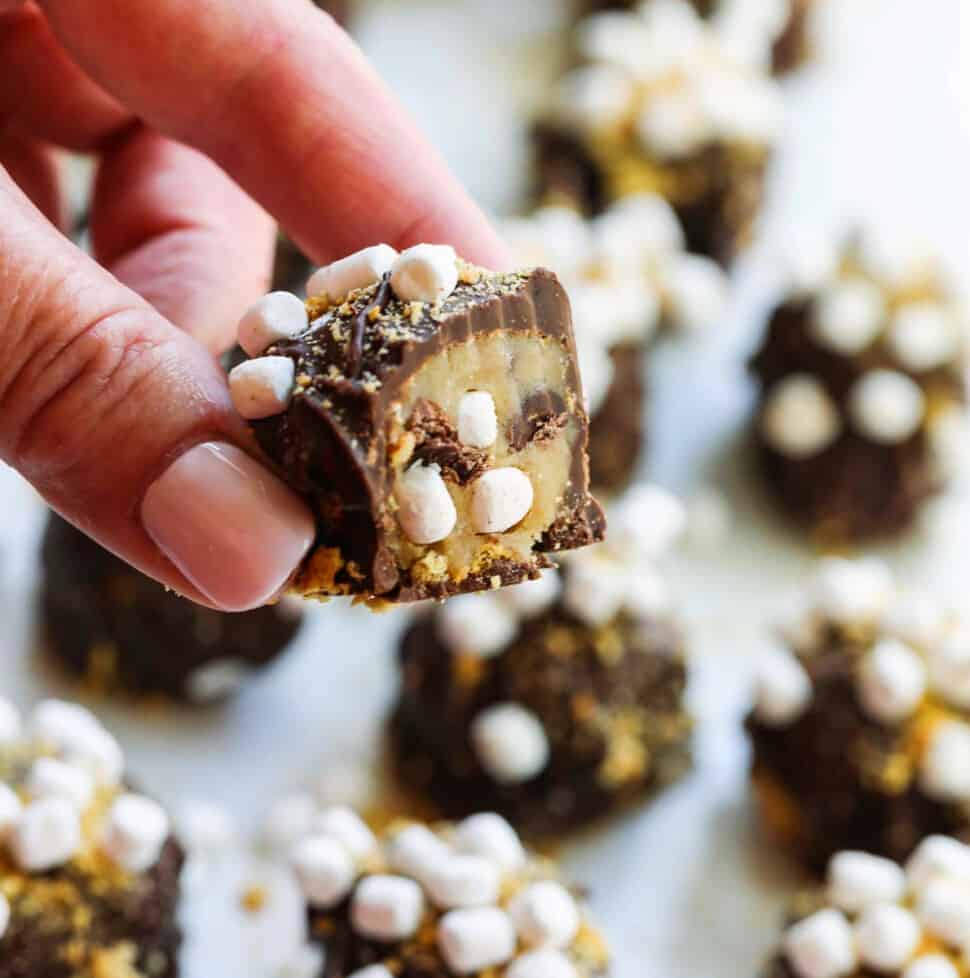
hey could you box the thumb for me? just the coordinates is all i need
[0,164,314,611]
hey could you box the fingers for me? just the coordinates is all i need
[0,132,64,227]
[90,125,276,352]
[39,0,510,269]
[0,166,314,611]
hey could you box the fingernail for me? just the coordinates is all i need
[141,442,315,611]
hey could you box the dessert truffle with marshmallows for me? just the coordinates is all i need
[749,557,970,873]
[763,839,970,978]
[534,0,783,264]
[0,695,183,977]
[391,485,692,836]
[229,243,604,603]
[284,805,610,977]
[39,513,303,703]
[750,232,968,541]
[503,198,727,493]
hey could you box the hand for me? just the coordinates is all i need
[0,0,508,611]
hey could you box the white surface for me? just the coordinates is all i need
[2,0,970,975]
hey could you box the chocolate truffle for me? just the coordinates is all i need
[229,244,605,604]
[0,696,182,977]
[39,514,303,703]
[391,485,692,837]
[749,557,970,873]
[750,233,968,542]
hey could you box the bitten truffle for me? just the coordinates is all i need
[282,805,610,977]
[40,514,303,703]
[534,0,783,264]
[391,485,692,837]
[749,557,970,873]
[0,696,183,977]
[230,244,605,603]
[750,232,968,542]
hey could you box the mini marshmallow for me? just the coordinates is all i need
[623,560,674,622]
[929,408,970,479]
[0,783,23,836]
[562,555,628,628]
[307,244,398,301]
[458,391,498,448]
[575,11,653,76]
[906,836,970,893]
[312,806,378,863]
[780,237,840,297]
[856,638,927,724]
[811,280,887,355]
[902,955,960,978]
[509,881,580,949]
[636,89,709,160]
[9,798,82,872]
[452,813,526,873]
[854,903,921,973]
[889,302,962,372]
[783,909,857,978]
[927,631,970,710]
[592,194,685,266]
[436,595,518,658]
[882,592,947,650]
[237,291,308,357]
[698,74,784,145]
[0,892,8,941]
[470,468,534,534]
[471,703,550,785]
[553,65,635,132]
[507,949,578,978]
[604,484,687,563]
[351,874,425,942]
[751,649,812,727]
[174,799,236,856]
[761,374,841,459]
[856,229,934,290]
[385,824,452,883]
[61,725,124,787]
[919,721,970,802]
[916,876,970,946]
[499,570,561,619]
[660,253,728,332]
[848,369,926,444]
[229,356,295,420]
[424,854,501,909]
[101,793,170,873]
[391,244,459,304]
[347,967,393,978]
[827,851,906,914]
[526,207,593,276]
[26,757,94,810]
[186,658,251,703]
[29,699,101,747]
[396,463,458,544]
[262,792,317,852]
[811,558,893,626]
[0,697,20,745]
[437,907,517,975]
[290,835,357,908]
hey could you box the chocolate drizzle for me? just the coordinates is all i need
[347,272,393,378]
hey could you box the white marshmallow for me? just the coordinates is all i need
[186,658,250,703]
[101,793,170,873]
[751,649,812,726]
[906,836,970,893]
[927,631,970,710]
[507,949,578,978]
[636,0,708,73]
[902,955,960,978]
[0,783,23,837]
[553,65,635,132]
[0,697,21,745]
[660,253,728,333]
[783,909,857,978]
[470,468,534,534]
[385,824,452,884]
[424,854,501,909]
[229,356,295,420]
[499,571,562,619]
[525,207,593,277]
[780,237,840,297]
[351,874,425,942]
[889,302,962,372]
[347,967,393,978]
[604,484,687,563]
[856,638,927,724]
[575,332,615,416]
[919,721,970,802]
[929,408,970,479]
[262,792,317,853]
[916,876,970,947]
[592,194,685,266]
[396,463,457,544]
[509,881,580,949]
[471,703,550,785]
[760,375,841,459]
[437,907,517,975]
[561,554,628,628]
[307,244,398,301]
[576,11,653,76]
[458,391,498,448]
[854,903,921,973]
[9,798,82,872]
[856,230,934,290]
[882,592,947,650]
[312,806,378,863]
[811,558,893,626]
[237,291,308,357]
[811,280,887,355]
[174,800,235,856]
[849,369,926,444]
[699,74,785,145]
[637,89,709,160]
[391,244,459,304]
[452,813,526,873]
[623,560,674,622]
[0,892,7,940]
[29,699,101,747]
[61,725,124,787]
[290,835,357,908]
[436,594,518,658]
[827,851,906,914]
[26,757,94,810]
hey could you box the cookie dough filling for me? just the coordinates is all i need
[229,244,605,603]
[0,696,182,978]
[748,557,970,873]
[391,485,692,836]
